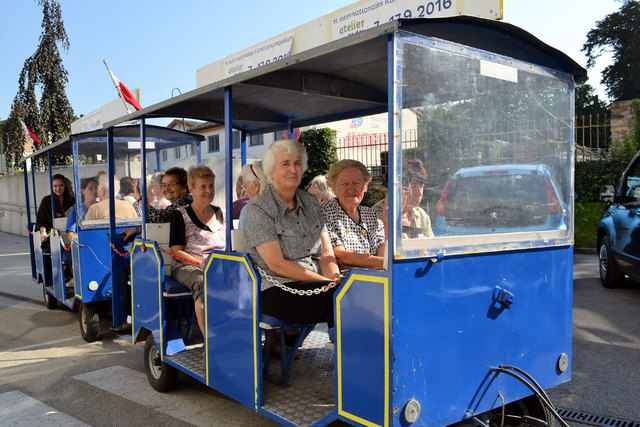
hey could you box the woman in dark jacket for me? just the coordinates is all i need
[35,174,75,246]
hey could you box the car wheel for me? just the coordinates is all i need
[79,303,100,342]
[599,235,624,288]
[144,335,178,392]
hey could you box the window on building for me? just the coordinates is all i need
[250,134,264,146]
[208,135,220,152]
[191,143,199,156]
[232,131,241,149]
[274,130,285,141]
[174,146,181,158]
[162,150,168,162]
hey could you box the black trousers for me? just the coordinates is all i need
[261,280,336,328]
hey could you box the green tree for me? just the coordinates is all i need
[582,0,640,100]
[2,0,74,170]
[299,127,338,190]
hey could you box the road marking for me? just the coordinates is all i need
[0,252,30,257]
[74,365,242,426]
[0,390,89,426]
[0,337,77,355]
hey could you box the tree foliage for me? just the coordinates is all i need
[582,0,640,100]
[298,127,338,190]
[2,0,74,170]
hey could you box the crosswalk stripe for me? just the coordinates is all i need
[73,365,241,427]
[0,390,89,426]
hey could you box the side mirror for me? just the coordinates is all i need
[600,184,615,203]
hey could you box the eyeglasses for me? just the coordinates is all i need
[161,181,178,188]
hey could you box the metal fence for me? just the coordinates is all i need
[575,113,610,161]
[336,114,611,175]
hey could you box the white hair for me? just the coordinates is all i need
[241,160,269,194]
[262,139,308,183]
[309,175,334,200]
[98,174,120,196]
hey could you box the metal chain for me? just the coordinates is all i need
[256,266,341,296]
[109,241,130,258]
[160,248,201,267]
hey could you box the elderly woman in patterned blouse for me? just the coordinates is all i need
[322,159,386,271]
[169,165,225,335]
[243,139,340,329]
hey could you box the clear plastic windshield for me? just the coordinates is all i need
[76,137,141,229]
[395,34,574,258]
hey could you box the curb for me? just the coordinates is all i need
[574,247,597,254]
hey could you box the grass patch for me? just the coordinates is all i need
[575,201,605,248]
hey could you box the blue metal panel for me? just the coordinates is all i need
[203,251,260,410]
[140,119,149,231]
[30,160,37,216]
[130,241,163,348]
[47,152,55,222]
[336,270,389,427]
[240,130,246,166]
[390,246,573,426]
[224,88,233,251]
[23,164,36,281]
[49,231,66,303]
[75,228,130,303]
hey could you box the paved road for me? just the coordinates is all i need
[546,253,640,422]
[0,232,638,426]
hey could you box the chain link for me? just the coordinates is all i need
[109,241,130,258]
[160,248,202,267]
[256,266,341,296]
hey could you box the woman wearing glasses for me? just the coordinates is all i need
[237,161,268,228]
[123,167,191,241]
[146,167,192,223]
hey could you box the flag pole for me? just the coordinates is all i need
[103,59,132,114]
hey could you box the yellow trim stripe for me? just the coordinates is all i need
[206,253,259,409]
[132,242,163,356]
[336,274,389,427]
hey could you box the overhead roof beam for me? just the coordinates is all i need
[243,70,387,105]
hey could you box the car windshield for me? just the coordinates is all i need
[444,173,552,227]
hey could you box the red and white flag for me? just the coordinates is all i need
[103,60,143,112]
[18,118,41,149]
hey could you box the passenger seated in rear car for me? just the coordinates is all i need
[322,160,387,271]
[170,165,225,335]
[401,159,434,239]
[243,140,340,333]
[35,174,75,248]
[85,175,138,221]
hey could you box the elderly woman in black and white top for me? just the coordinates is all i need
[322,159,386,271]
[243,140,340,328]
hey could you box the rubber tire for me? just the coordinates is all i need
[144,335,178,392]
[43,283,57,309]
[79,303,100,342]
[599,235,624,288]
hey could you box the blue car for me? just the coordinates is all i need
[597,151,640,288]
[432,164,568,236]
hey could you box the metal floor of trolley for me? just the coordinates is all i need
[166,330,335,427]
[263,330,335,426]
